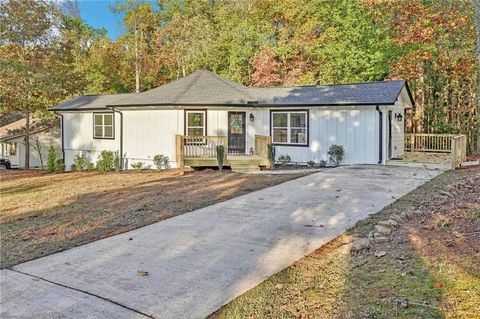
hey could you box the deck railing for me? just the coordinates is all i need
[254,135,272,158]
[404,133,466,168]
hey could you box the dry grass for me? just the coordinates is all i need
[210,168,480,319]
[0,168,309,269]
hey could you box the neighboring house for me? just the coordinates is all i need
[53,70,414,171]
[0,118,61,169]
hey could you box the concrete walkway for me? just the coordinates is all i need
[0,166,443,319]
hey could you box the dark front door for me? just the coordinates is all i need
[228,112,246,154]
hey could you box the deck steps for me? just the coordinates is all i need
[228,157,263,173]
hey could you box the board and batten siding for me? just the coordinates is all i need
[62,111,121,169]
[272,106,379,165]
[121,109,183,169]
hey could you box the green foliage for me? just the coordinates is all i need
[96,150,115,173]
[55,162,65,172]
[113,151,121,171]
[328,144,345,166]
[86,162,95,171]
[307,160,315,168]
[73,153,89,171]
[267,144,276,169]
[47,145,56,173]
[153,154,169,169]
[216,145,225,171]
[70,163,77,171]
[278,154,291,166]
[131,161,144,170]
[318,159,327,167]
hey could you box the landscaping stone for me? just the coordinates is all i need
[375,224,392,235]
[391,214,403,223]
[375,250,387,257]
[352,238,371,252]
[374,236,389,243]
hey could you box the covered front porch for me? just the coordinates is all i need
[388,133,467,170]
[175,134,271,172]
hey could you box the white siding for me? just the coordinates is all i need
[122,109,182,169]
[63,112,120,169]
[274,106,379,164]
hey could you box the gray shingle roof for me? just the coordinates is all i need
[53,93,137,111]
[108,70,256,106]
[53,70,412,110]
[253,80,408,106]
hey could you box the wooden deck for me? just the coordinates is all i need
[177,135,272,172]
[389,133,467,170]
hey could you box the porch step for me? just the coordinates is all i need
[229,158,262,173]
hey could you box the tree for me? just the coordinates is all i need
[112,0,158,93]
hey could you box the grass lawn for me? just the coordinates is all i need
[210,168,480,319]
[0,168,309,269]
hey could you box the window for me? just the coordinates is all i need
[271,111,308,145]
[93,113,114,139]
[186,110,206,136]
[6,142,17,155]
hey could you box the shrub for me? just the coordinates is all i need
[86,162,95,171]
[216,145,225,171]
[318,159,327,167]
[96,150,115,173]
[131,161,144,170]
[278,154,291,166]
[113,151,121,171]
[47,145,56,173]
[70,163,77,171]
[267,144,275,168]
[307,160,316,168]
[73,153,89,171]
[153,154,169,170]
[328,144,345,166]
[55,159,65,172]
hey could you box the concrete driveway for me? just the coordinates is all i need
[0,166,442,319]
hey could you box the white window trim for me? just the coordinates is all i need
[93,113,114,139]
[186,110,206,136]
[271,111,308,146]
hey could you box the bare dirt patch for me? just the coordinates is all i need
[0,169,309,268]
[210,168,480,319]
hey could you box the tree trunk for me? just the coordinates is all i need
[135,24,140,94]
[24,111,30,169]
[415,63,425,134]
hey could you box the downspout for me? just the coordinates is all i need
[54,112,65,164]
[376,105,383,164]
[111,107,124,170]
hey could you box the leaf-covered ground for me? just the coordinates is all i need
[210,168,480,319]
[0,169,309,269]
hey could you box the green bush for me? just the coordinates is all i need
[86,162,95,171]
[328,144,345,166]
[153,154,169,169]
[216,145,225,171]
[47,145,56,173]
[278,154,291,166]
[73,153,89,171]
[131,161,144,170]
[55,159,65,172]
[113,151,121,171]
[267,144,275,168]
[96,150,115,173]
[318,159,327,167]
[307,160,316,168]
[70,163,77,171]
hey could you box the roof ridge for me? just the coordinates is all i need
[252,79,405,89]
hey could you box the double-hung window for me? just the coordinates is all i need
[93,113,114,139]
[186,110,206,136]
[271,111,308,145]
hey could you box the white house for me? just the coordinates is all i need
[53,70,414,171]
[0,118,61,169]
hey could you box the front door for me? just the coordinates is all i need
[228,112,246,154]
